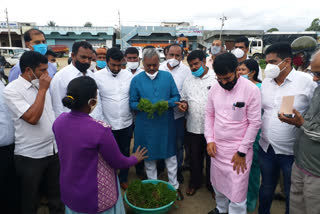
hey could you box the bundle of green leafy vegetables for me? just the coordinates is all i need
[137,98,169,119]
[126,180,177,208]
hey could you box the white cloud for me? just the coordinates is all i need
[1,0,319,31]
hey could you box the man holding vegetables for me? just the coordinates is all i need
[129,47,184,200]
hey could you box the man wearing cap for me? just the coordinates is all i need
[291,36,318,73]
[94,48,107,72]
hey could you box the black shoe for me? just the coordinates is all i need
[182,164,190,171]
[208,208,227,214]
[273,193,286,201]
[136,172,147,180]
[206,183,214,193]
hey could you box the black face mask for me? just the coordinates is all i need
[218,75,238,91]
[75,60,90,73]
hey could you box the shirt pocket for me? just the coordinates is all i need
[231,107,246,121]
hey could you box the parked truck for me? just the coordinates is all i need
[48,45,69,57]
[248,31,318,60]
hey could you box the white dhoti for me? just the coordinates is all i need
[144,155,179,189]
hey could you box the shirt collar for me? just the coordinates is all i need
[270,67,296,84]
[70,63,93,77]
[18,75,33,89]
[285,68,296,82]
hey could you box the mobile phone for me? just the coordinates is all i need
[283,114,293,118]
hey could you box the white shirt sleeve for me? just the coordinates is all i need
[3,87,30,120]
[50,74,66,118]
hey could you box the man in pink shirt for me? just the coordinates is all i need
[205,53,261,214]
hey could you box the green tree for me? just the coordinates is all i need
[305,18,320,31]
[84,22,93,27]
[267,28,279,32]
[47,21,56,27]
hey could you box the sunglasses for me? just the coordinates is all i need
[311,72,320,78]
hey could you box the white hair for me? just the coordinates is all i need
[310,49,320,62]
[142,48,160,61]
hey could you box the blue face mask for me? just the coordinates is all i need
[32,44,48,55]
[192,63,205,77]
[241,74,249,79]
[96,60,107,69]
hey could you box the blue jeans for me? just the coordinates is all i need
[112,125,133,183]
[258,145,294,214]
[175,117,185,169]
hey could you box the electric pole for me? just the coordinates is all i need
[219,14,227,41]
[5,8,12,47]
[118,10,121,39]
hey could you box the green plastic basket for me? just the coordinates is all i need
[124,180,176,214]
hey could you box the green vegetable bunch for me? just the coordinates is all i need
[127,180,177,209]
[137,98,169,119]
[137,98,155,118]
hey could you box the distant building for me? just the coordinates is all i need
[198,30,265,50]
[117,25,204,51]
[0,21,35,47]
[161,22,190,27]
[37,26,116,51]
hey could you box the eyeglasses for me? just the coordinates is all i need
[312,72,320,78]
[215,73,235,82]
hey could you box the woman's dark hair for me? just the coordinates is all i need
[240,59,262,83]
[62,76,97,110]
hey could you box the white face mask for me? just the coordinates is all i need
[89,61,96,71]
[31,79,40,89]
[88,98,98,114]
[167,58,180,68]
[232,48,245,59]
[52,62,58,69]
[145,71,158,80]
[211,46,221,55]
[30,70,39,89]
[264,61,286,79]
[127,62,140,70]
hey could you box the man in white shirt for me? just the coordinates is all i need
[125,47,143,76]
[175,50,217,196]
[0,80,18,214]
[159,44,191,183]
[3,51,63,214]
[94,48,133,190]
[258,43,317,214]
[50,41,96,118]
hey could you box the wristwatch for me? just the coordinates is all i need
[237,151,246,157]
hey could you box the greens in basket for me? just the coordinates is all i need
[127,180,177,209]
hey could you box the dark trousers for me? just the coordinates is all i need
[15,154,64,214]
[175,117,185,169]
[112,125,133,183]
[186,132,211,189]
[183,130,191,169]
[258,145,294,214]
[0,144,19,214]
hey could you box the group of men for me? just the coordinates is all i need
[0,27,320,214]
